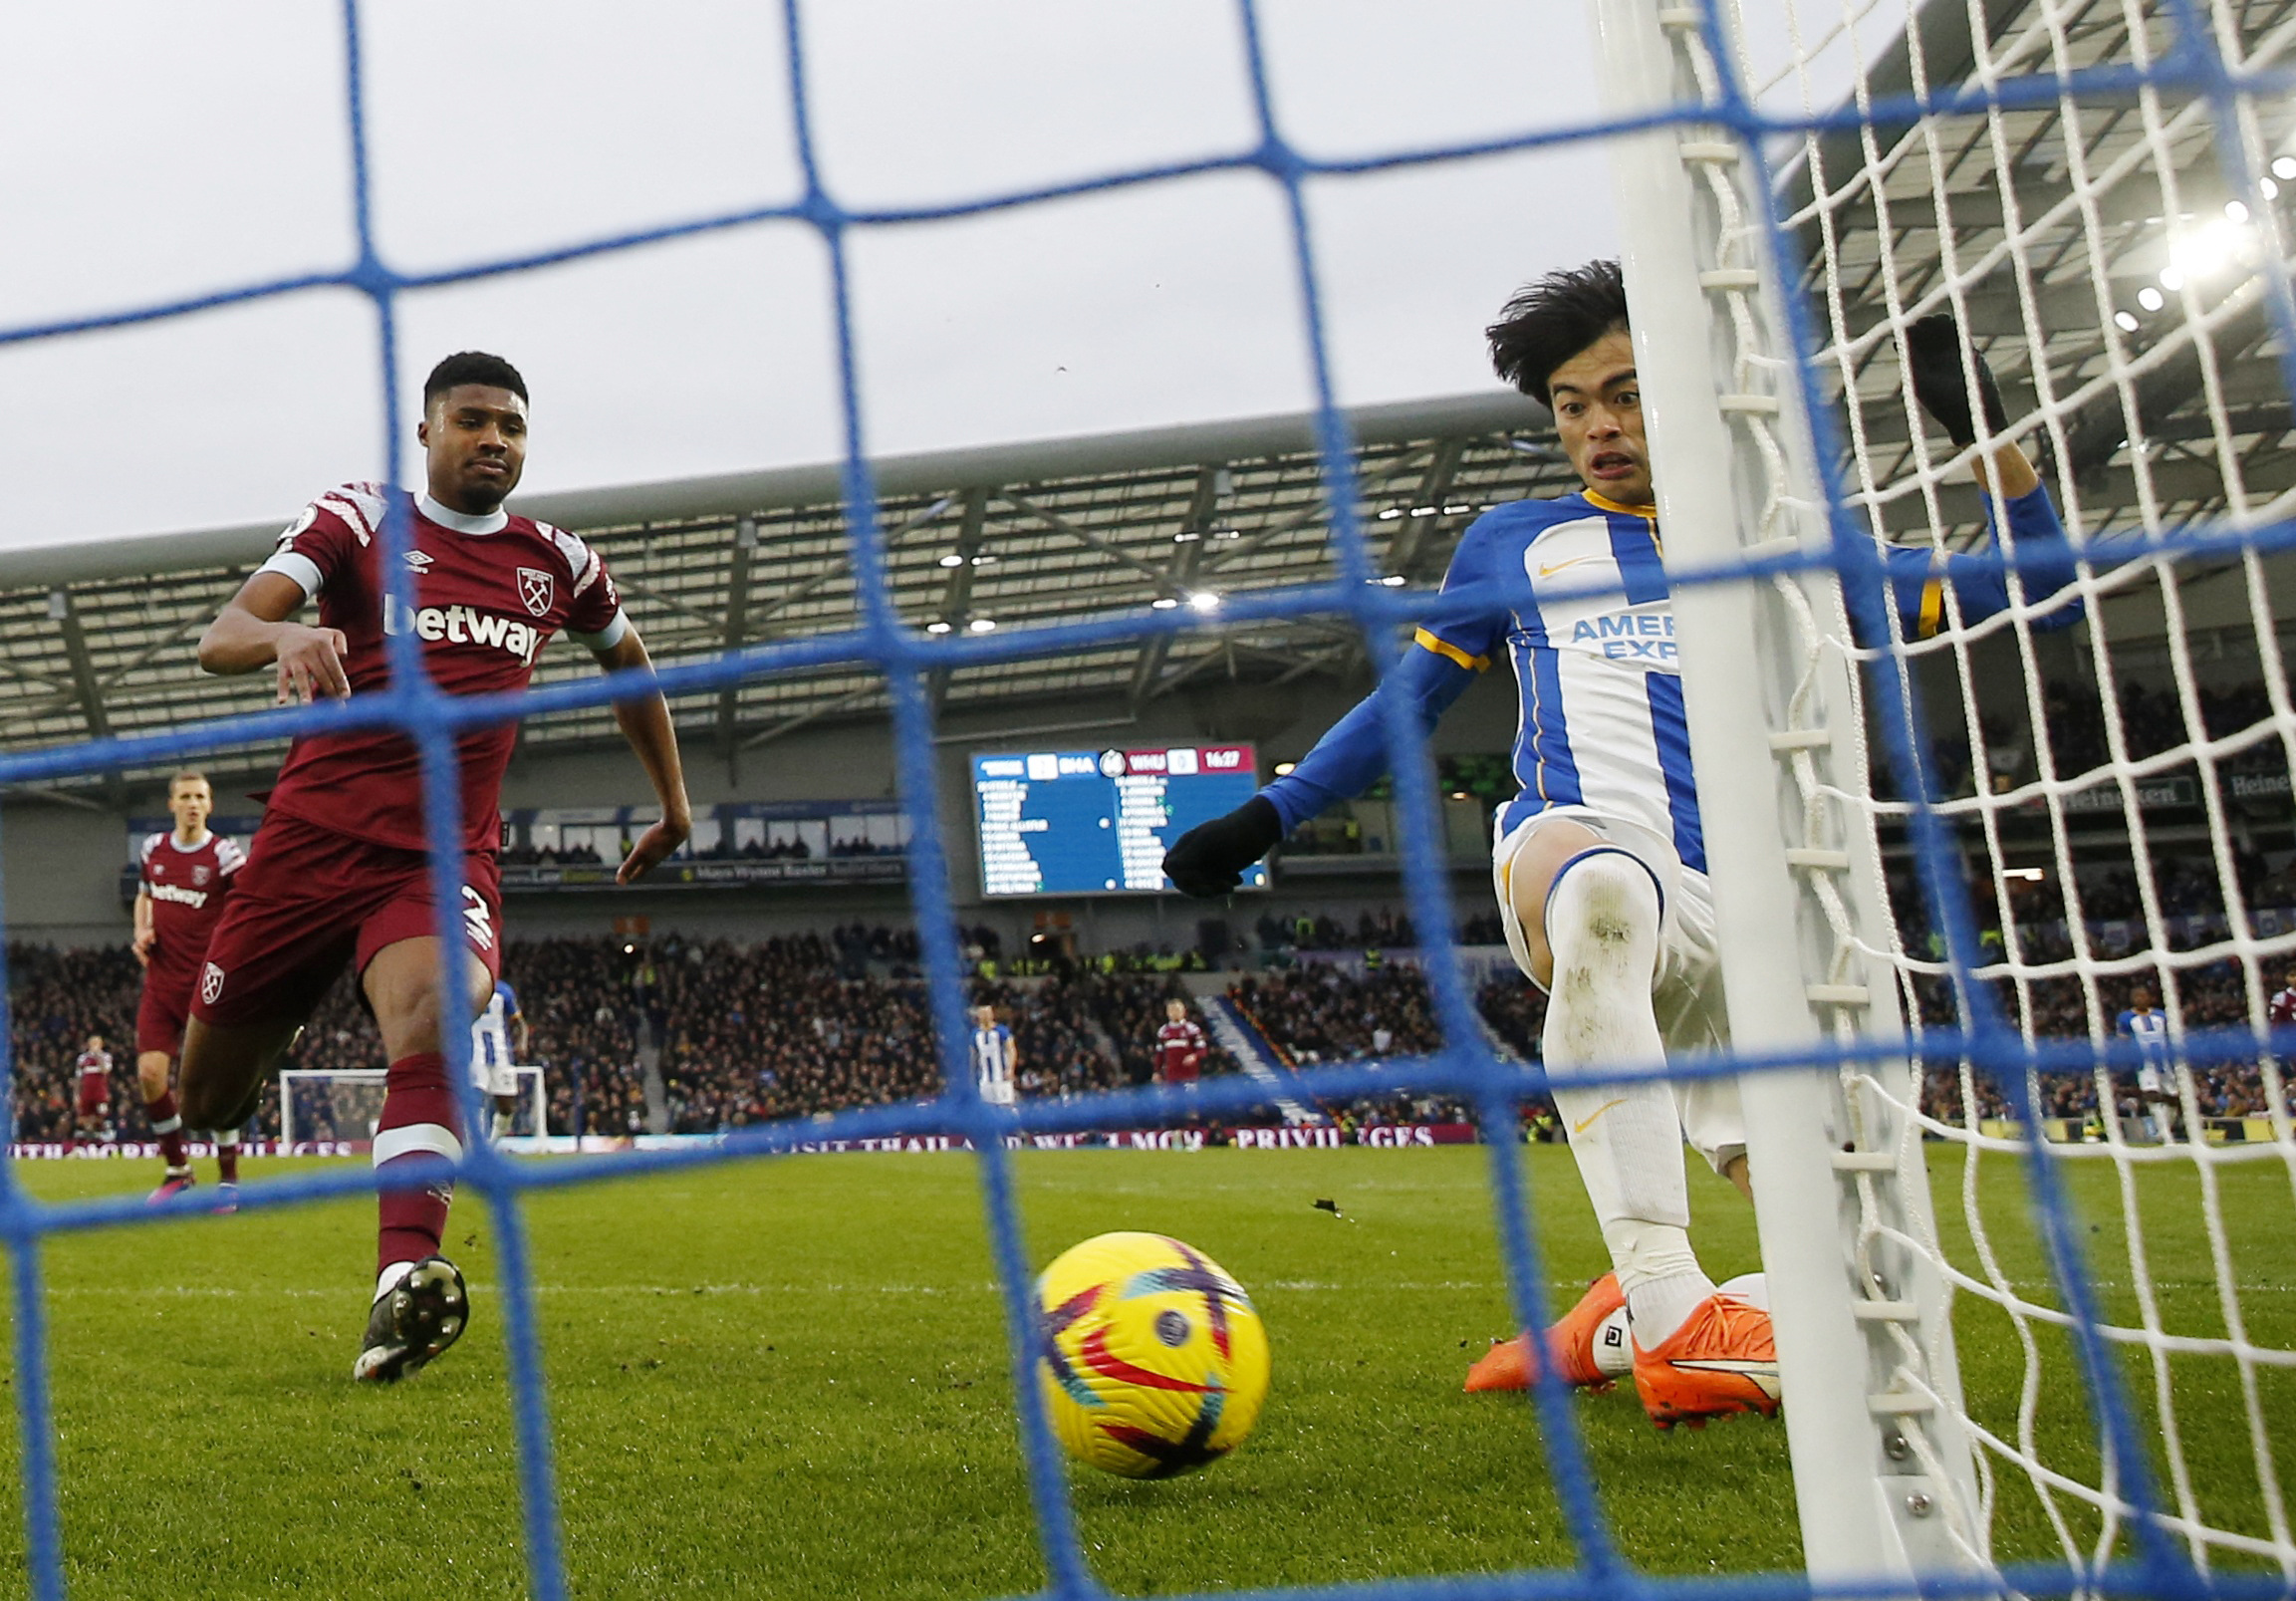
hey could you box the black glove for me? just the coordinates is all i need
[1163,795,1284,899]
[1904,313,2008,448]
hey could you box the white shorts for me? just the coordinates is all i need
[979,1078,1016,1107]
[1493,805,1745,1175]
[2136,1064,2169,1096]
[471,1052,520,1100]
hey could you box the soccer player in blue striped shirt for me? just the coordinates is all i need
[1167,261,2079,1426]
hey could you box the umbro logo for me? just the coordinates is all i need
[403,550,434,572]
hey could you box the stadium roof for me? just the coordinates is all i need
[0,391,1575,796]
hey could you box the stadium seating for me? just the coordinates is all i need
[10,879,2290,1141]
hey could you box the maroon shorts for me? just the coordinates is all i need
[189,812,502,1030]
[137,977,194,1058]
[77,1075,110,1115]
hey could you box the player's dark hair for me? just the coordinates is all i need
[1487,260,1631,401]
[423,351,528,408]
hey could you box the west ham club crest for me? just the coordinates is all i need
[517,567,554,618]
[192,865,210,887]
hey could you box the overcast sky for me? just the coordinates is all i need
[0,1,1867,559]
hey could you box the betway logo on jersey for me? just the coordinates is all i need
[1569,610,1676,664]
[383,596,544,665]
[147,882,212,909]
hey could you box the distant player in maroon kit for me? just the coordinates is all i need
[73,1035,115,1143]
[182,352,692,1383]
[2271,969,2296,1081]
[132,770,246,1205]
[1155,998,1208,1088]
[2271,968,2296,1033]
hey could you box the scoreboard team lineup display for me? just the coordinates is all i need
[972,744,1267,897]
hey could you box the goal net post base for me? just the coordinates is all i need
[1593,0,1984,1577]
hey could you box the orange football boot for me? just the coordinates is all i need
[1631,1292,1781,1429]
[1464,1272,1625,1393]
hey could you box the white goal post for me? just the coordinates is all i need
[279,1066,548,1147]
[1594,0,1982,1574]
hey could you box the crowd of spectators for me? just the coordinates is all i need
[1899,672,2288,803]
[1878,838,2296,1122]
[8,944,146,1144]
[498,842,608,867]
[1918,1054,2284,1129]
[13,859,2295,1144]
[1227,965,1444,1066]
[1218,961,1553,1126]
[498,835,906,869]
[647,933,1221,1133]
[1249,909,1507,952]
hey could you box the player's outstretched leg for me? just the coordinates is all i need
[354,937,484,1384]
[138,1049,197,1205]
[355,1047,470,1383]
[1541,848,1777,1428]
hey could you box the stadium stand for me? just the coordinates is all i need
[15,848,2294,1143]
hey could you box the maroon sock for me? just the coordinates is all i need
[145,1091,189,1173]
[375,1051,461,1276]
[215,1132,240,1185]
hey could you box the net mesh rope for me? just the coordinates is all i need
[1765,0,2296,1580]
[0,0,2291,1597]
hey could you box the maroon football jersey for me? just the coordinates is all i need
[256,484,627,854]
[1155,1018,1207,1082]
[138,829,245,993]
[75,1047,113,1086]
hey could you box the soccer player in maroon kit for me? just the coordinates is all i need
[181,352,692,1383]
[132,770,246,1205]
[73,1035,115,1144]
[1154,998,1208,1088]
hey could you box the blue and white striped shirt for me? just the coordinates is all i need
[1262,485,2078,874]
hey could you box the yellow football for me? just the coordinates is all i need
[1034,1230,1271,1477]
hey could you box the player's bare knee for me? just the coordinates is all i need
[135,1052,170,1101]
[1505,820,1604,985]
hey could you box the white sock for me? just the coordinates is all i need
[1626,1268,1716,1345]
[375,1260,414,1304]
[491,1109,514,1140]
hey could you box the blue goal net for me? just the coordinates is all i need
[5,0,2295,1596]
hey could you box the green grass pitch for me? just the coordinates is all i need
[0,1143,2287,1597]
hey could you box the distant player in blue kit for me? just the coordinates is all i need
[471,978,529,1141]
[1165,261,2081,1427]
[2116,984,2176,1143]
[971,1003,1019,1107]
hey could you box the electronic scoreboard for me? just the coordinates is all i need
[972,744,1268,897]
